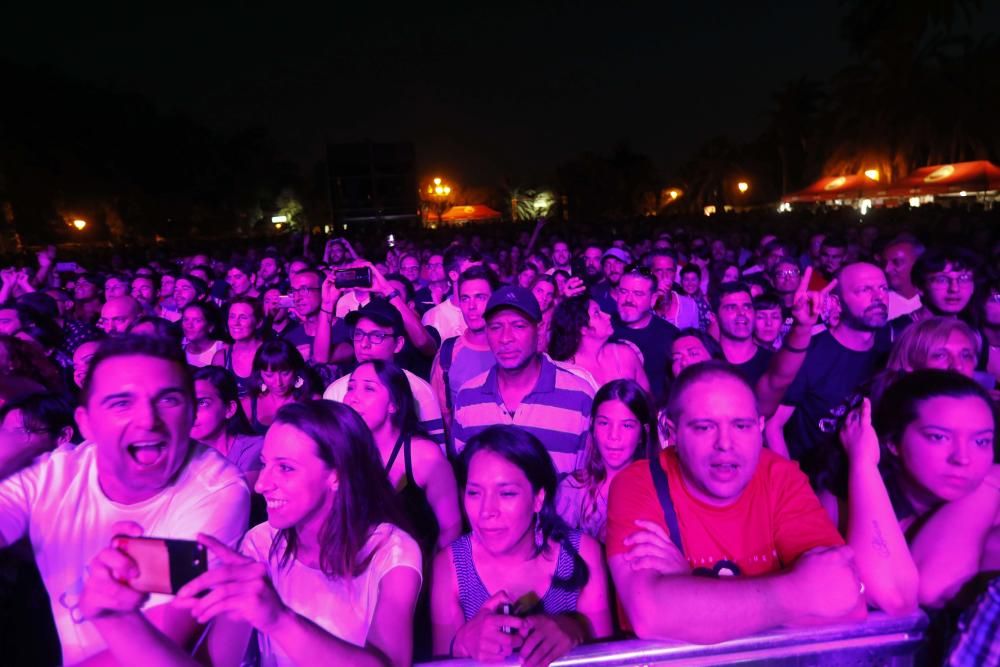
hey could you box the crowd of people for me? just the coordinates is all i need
[0,206,997,666]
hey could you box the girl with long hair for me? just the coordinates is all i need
[557,380,655,542]
[191,366,263,484]
[344,359,462,551]
[548,296,649,391]
[432,425,611,665]
[181,302,224,368]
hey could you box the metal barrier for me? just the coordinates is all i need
[423,611,929,666]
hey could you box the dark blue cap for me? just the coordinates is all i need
[484,285,541,323]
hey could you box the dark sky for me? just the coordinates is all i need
[3,3,856,185]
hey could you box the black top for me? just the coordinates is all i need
[613,314,680,401]
[782,328,890,463]
[386,433,439,554]
[733,346,774,387]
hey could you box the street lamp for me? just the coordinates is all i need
[427,177,453,224]
[737,181,749,194]
[864,169,880,182]
[72,219,87,231]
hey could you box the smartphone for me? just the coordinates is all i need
[277,295,294,309]
[334,267,373,289]
[55,262,80,272]
[387,234,396,248]
[111,535,208,595]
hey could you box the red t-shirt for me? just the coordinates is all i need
[607,448,843,577]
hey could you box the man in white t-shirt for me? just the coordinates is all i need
[0,335,250,665]
[325,299,445,446]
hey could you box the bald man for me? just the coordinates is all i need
[100,296,142,336]
[770,263,891,468]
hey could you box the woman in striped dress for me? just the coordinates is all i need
[432,425,612,666]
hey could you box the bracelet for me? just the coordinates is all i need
[384,289,400,302]
[782,341,810,353]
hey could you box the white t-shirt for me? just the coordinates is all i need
[323,369,445,446]
[0,442,250,665]
[888,290,922,320]
[421,298,466,341]
[335,290,372,319]
[241,522,422,667]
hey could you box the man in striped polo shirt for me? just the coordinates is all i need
[452,285,594,473]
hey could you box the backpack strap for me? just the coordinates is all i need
[440,336,458,413]
[648,455,684,554]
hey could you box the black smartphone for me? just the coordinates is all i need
[111,535,208,595]
[334,267,373,289]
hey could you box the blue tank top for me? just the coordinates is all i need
[451,530,583,621]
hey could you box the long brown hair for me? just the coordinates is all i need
[268,400,408,579]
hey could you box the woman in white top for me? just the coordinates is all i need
[76,400,422,667]
[182,302,224,368]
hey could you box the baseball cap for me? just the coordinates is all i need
[602,248,631,264]
[345,298,405,336]
[484,286,541,323]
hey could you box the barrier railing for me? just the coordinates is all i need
[422,611,930,666]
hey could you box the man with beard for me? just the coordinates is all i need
[612,265,679,400]
[774,262,890,464]
[580,245,603,283]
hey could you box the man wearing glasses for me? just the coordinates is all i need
[284,268,325,361]
[322,299,445,447]
[613,263,680,400]
[889,246,980,341]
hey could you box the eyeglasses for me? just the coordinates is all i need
[928,273,974,288]
[289,286,321,295]
[774,269,800,279]
[353,329,393,345]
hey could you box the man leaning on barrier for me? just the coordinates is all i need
[607,361,866,644]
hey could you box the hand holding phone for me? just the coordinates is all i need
[334,266,373,289]
[111,535,208,595]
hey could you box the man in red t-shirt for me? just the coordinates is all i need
[607,362,865,644]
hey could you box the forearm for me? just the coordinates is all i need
[269,608,387,667]
[87,612,199,667]
[910,482,1000,607]
[620,570,794,643]
[312,310,337,363]
[35,264,53,288]
[846,462,918,614]
[393,296,436,356]
[756,325,810,417]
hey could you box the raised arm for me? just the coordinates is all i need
[756,268,834,417]
[312,274,342,364]
[839,399,918,615]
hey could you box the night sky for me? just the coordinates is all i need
[0,3,896,186]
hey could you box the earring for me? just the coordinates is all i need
[534,513,544,549]
[260,383,268,394]
[294,376,304,389]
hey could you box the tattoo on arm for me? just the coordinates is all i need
[872,520,891,558]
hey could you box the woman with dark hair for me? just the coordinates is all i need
[668,328,725,381]
[81,400,422,667]
[181,302,225,368]
[344,359,461,550]
[557,380,655,542]
[548,296,649,391]
[128,316,183,346]
[212,297,264,397]
[432,425,611,664]
[0,334,64,391]
[242,339,314,435]
[531,274,558,353]
[191,366,264,484]
[871,370,998,609]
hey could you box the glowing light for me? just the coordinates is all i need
[72,219,87,230]
[433,177,441,185]
[737,181,749,194]
[959,190,968,197]
[859,198,872,215]
[777,202,792,213]
[669,190,679,200]
[434,186,444,195]
[703,205,717,216]
[908,197,921,208]
[323,225,331,234]
[443,186,451,195]
[274,223,282,229]
[271,215,288,224]
[864,169,880,181]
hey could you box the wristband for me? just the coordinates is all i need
[384,289,400,302]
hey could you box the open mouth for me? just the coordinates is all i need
[127,441,167,466]
[266,498,289,510]
[710,462,740,479]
